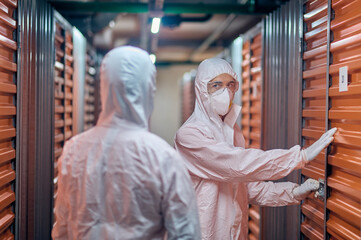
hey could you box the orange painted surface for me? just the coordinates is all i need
[301,0,329,238]
[302,0,361,239]
[242,33,263,240]
[0,0,17,238]
[54,21,75,200]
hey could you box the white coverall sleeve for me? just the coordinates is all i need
[247,181,299,206]
[52,140,74,240]
[175,126,306,183]
[161,152,201,240]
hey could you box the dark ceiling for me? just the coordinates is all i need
[50,0,288,64]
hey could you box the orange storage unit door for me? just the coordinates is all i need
[241,25,263,240]
[54,12,75,199]
[301,0,329,239]
[301,0,361,239]
[327,0,361,239]
[241,40,251,147]
[0,0,17,238]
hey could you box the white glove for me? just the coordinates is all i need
[292,178,320,201]
[302,127,337,162]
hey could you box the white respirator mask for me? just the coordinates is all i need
[210,88,231,116]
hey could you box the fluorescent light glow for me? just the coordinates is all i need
[109,20,115,28]
[151,18,161,34]
[150,54,156,64]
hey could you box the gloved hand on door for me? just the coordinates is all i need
[292,178,320,201]
[302,127,337,162]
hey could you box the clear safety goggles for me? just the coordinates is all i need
[207,79,239,95]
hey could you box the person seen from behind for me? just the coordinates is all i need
[52,46,201,240]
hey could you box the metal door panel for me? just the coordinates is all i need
[241,29,263,240]
[327,1,361,238]
[301,0,330,238]
[0,0,16,237]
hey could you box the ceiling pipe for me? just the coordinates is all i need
[148,0,164,17]
[189,14,237,61]
[139,13,149,51]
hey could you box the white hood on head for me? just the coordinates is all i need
[187,58,238,143]
[97,46,156,128]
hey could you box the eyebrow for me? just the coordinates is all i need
[209,81,222,84]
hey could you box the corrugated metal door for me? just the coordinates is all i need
[327,0,361,238]
[54,12,74,198]
[241,39,251,148]
[84,47,96,131]
[0,0,17,238]
[241,25,263,240]
[301,0,329,238]
[301,0,361,239]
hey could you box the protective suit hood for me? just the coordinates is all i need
[53,47,201,239]
[189,58,238,143]
[97,46,156,128]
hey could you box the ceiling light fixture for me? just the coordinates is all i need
[109,20,115,28]
[151,17,161,34]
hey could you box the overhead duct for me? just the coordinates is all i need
[190,14,237,61]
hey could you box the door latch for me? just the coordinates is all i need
[314,178,325,201]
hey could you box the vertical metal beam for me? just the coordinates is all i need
[16,0,55,239]
[324,0,332,239]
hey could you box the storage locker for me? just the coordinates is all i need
[53,12,74,198]
[240,24,263,240]
[0,0,17,238]
[301,0,361,239]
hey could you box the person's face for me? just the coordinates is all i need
[207,73,238,102]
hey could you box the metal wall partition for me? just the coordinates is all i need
[262,0,303,239]
[301,0,361,239]
[17,0,54,238]
[0,0,17,238]
[240,23,263,240]
[53,11,75,200]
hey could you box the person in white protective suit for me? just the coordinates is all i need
[52,46,201,240]
[174,58,337,240]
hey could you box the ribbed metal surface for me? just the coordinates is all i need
[53,11,74,200]
[262,0,303,239]
[0,0,17,238]
[240,23,262,240]
[241,39,251,147]
[301,0,329,239]
[301,1,361,239]
[326,0,361,239]
[16,0,54,239]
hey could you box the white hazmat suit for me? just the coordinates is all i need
[174,58,329,240]
[52,46,201,240]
